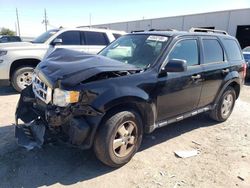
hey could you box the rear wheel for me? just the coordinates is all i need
[209,86,236,122]
[94,110,143,167]
[11,66,34,92]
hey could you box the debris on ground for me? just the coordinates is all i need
[159,171,165,176]
[192,140,201,146]
[174,150,198,158]
[237,175,245,181]
[152,180,163,186]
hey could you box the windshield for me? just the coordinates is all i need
[32,29,59,43]
[99,34,168,68]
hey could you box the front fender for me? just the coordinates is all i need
[89,86,156,134]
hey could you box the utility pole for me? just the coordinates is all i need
[89,13,92,27]
[42,9,48,31]
[16,8,21,37]
[15,23,17,35]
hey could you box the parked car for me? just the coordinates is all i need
[0,28,126,91]
[0,35,22,43]
[243,52,250,79]
[243,46,250,52]
[15,29,246,167]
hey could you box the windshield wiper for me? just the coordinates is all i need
[144,63,151,71]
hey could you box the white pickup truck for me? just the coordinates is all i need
[0,27,125,91]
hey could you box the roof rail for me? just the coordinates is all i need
[148,28,178,32]
[131,28,178,33]
[189,27,228,35]
[77,26,112,30]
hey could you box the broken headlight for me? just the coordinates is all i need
[53,88,80,107]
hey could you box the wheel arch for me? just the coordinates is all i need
[10,58,41,79]
[98,96,156,134]
[214,78,241,107]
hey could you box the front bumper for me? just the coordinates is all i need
[15,85,103,150]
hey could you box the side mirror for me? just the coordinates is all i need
[162,59,187,73]
[51,38,62,46]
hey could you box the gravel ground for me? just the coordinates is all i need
[0,84,249,188]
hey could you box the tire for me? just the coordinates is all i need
[94,110,143,167]
[11,66,35,92]
[209,86,236,122]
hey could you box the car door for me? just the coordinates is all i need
[197,37,230,107]
[83,31,109,54]
[156,37,203,121]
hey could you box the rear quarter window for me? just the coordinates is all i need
[222,39,243,61]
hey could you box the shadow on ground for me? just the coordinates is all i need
[0,114,219,188]
[0,86,18,96]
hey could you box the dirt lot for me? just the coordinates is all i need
[0,84,250,188]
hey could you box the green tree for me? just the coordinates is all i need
[0,28,15,36]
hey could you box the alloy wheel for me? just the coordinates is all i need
[113,121,137,158]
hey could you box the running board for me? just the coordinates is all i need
[154,106,211,129]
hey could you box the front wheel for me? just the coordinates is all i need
[11,66,34,92]
[209,86,236,122]
[94,111,143,167]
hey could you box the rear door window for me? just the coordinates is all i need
[58,31,81,45]
[202,39,224,64]
[222,39,243,61]
[84,31,109,45]
[168,39,199,66]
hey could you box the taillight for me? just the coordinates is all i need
[243,63,247,78]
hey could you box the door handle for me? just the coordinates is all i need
[222,68,230,74]
[191,74,201,79]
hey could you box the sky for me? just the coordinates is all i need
[0,0,250,37]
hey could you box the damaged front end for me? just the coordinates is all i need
[15,83,103,150]
[15,48,140,150]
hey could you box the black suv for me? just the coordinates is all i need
[16,29,246,167]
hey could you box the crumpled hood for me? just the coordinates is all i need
[36,48,140,88]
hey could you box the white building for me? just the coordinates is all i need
[90,8,250,48]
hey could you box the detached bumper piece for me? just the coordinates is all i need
[15,119,46,150]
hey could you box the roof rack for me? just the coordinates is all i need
[148,28,178,32]
[131,28,178,33]
[189,27,228,35]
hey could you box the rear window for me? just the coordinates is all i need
[113,33,122,39]
[203,39,224,64]
[222,39,243,61]
[84,31,109,45]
